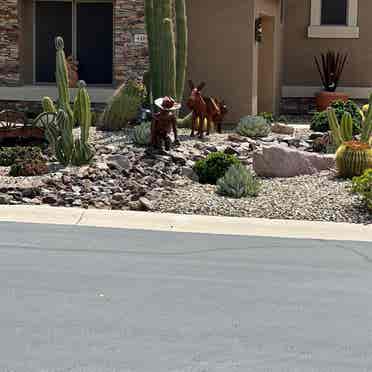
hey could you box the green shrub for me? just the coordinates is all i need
[194,151,241,184]
[236,116,271,138]
[0,147,44,166]
[133,122,151,146]
[9,159,48,177]
[216,163,260,198]
[258,112,274,124]
[352,168,372,210]
[311,100,363,133]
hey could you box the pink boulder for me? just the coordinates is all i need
[253,145,335,177]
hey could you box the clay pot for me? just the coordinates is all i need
[315,91,349,112]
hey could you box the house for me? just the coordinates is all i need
[0,0,367,121]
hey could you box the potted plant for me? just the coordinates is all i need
[314,50,348,111]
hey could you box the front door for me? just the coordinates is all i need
[34,0,113,85]
[76,2,113,84]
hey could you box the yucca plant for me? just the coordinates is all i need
[314,50,348,92]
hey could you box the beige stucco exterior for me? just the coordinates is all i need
[186,0,283,121]
[284,0,372,88]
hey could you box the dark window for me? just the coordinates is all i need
[34,1,113,85]
[77,3,113,85]
[321,0,348,25]
[35,1,73,83]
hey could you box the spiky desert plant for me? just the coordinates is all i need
[133,122,151,146]
[73,80,91,141]
[216,163,260,198]
[335,141,372,178]
[55,37,74,127]
[314,50,348,92]
[236,116,271,138]
[144,0,188,102]
[42,97,57,113]
[100,80,146,131]
[361,94,372,143]
[352,168,372,210]
[55,109,74,166]
[71,80,94,165]
[327,109,353,148]
[162,18,177,99]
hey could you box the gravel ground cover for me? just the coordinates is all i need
[0,126,370,224]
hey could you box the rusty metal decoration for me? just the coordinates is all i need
[187,81,222,138]
[0,110,44,140]
[150,97,180,152]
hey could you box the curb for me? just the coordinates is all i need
[0,205,371,242]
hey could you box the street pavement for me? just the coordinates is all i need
[0,221,371,372]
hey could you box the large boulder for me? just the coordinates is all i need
[253,145,335,177]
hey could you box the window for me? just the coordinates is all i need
[321,0,347,25]
[34,0,113,84]
[308,0,359,39]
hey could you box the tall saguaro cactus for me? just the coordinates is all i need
[144,0,188,103]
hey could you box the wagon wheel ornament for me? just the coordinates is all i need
[33,112,57,128]
[0,110,26,129]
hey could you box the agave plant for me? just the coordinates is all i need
[314,50,348,92]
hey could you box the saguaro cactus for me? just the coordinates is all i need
[144,0,188,102]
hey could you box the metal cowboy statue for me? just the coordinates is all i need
[150,96,181,151]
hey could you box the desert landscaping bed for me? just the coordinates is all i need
[0,128,370,225]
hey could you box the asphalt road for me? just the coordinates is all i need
[0,222,372,372]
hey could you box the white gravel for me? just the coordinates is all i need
[154,171,371,224]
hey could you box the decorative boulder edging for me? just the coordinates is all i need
[253,145,335,178]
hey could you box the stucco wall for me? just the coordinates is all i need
[186,0,256,121]
[284,0,372,88]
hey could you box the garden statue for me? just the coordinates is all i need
[67,55,79,88]
[213,98,228,134]
[187,80,221,138]
[150,96,180,151]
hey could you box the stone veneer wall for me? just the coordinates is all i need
[0,0,149,87]
[0,0,21,86]
[113,0,148,84]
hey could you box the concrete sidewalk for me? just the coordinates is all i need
[0,205,370,242]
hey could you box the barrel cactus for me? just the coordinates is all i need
[236,116,271,138]
[335,141,372,178]
[133,122,152,146]
[100,81,146,131]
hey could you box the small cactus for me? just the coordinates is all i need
[133,122,151,146]
[42,97,57,113]
[100,81,146,131]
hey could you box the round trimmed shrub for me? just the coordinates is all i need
[194,151,241,184]
[311,100,363,133]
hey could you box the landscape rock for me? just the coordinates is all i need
[271,123,295,135]
[0,193,13,204]
[253,145,335,177]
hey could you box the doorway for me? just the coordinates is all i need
[257,15,275,114]
[34,0,113,85]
